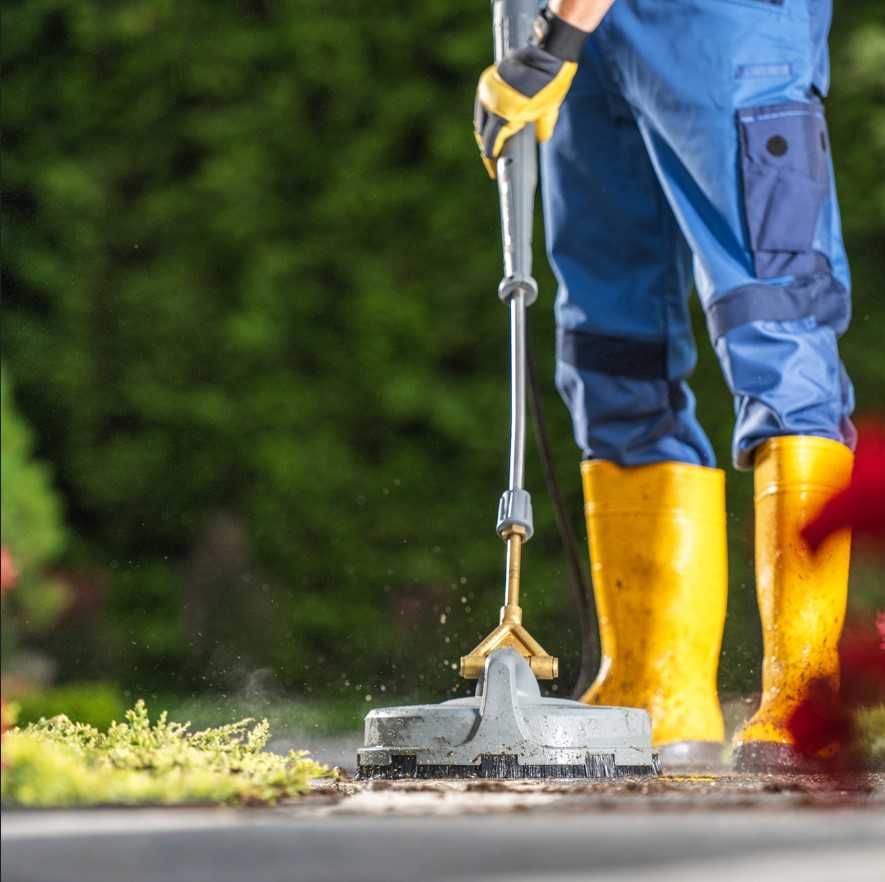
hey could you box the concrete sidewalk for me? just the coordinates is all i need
[3,774,884,882]
[3,803,884,882]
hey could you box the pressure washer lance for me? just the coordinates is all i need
[459,0,553,684]
[356,0,659,780]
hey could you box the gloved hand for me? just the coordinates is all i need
[474,7,588,178]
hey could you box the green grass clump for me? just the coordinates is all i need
[1,700,331,807]
[855,704,885,769]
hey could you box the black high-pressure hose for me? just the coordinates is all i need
[525,333,599,699]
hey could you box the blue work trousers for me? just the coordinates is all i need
[541,0,855,469]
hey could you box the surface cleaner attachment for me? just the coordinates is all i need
[357,0,659,781]
[358,648,659,779]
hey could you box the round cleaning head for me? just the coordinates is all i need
[357,648,659,779]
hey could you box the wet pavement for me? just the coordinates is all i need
[3,772,884,882]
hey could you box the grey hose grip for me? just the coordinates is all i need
[496,488,534,540]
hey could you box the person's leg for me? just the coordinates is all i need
[735,435,853,771]
[579,458,727,767]
[541,33,714,469]
[604,0,855,465]
[541,34,727,766]
[604,0,855,769]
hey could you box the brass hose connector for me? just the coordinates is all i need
[460,526,558,680]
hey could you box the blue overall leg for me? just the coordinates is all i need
[543,0,855,469]
[541,37,715,467]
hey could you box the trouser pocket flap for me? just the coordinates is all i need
[738,102,831,279]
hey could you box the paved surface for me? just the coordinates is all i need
[4,775,884,882]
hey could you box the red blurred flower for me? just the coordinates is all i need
[1,548,18,761]
[802,418,885,552]
[788,617,885,766]
[796,419,885,771]
[788,678,853,759]
[1,547,19,593]
[839,619,885,707]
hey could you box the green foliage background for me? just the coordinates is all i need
[2,0,884,704]
[1,366,69,652]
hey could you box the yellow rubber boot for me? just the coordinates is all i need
[732,436,853,772]
[580,460,728,768]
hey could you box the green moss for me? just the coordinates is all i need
[1,699,331,807]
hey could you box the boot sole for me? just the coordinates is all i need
[658,741,726,773]
[732,741,830,774]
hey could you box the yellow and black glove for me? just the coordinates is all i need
[474,7,588,178]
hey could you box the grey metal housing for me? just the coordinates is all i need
[358,649,659,778]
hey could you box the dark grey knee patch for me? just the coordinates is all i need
[705,274,850,342]
[557,327,667,380]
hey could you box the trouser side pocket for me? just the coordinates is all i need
[737,101,831,279]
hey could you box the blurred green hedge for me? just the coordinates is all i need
[2,1,883,702]
[1,366,69,658]
[11,682,126,731]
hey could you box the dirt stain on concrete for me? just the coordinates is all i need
[293,771,884,817]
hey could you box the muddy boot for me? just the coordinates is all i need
[732,437,853,773]
[579,460,727,770]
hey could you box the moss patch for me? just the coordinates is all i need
[1,699,331,807]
